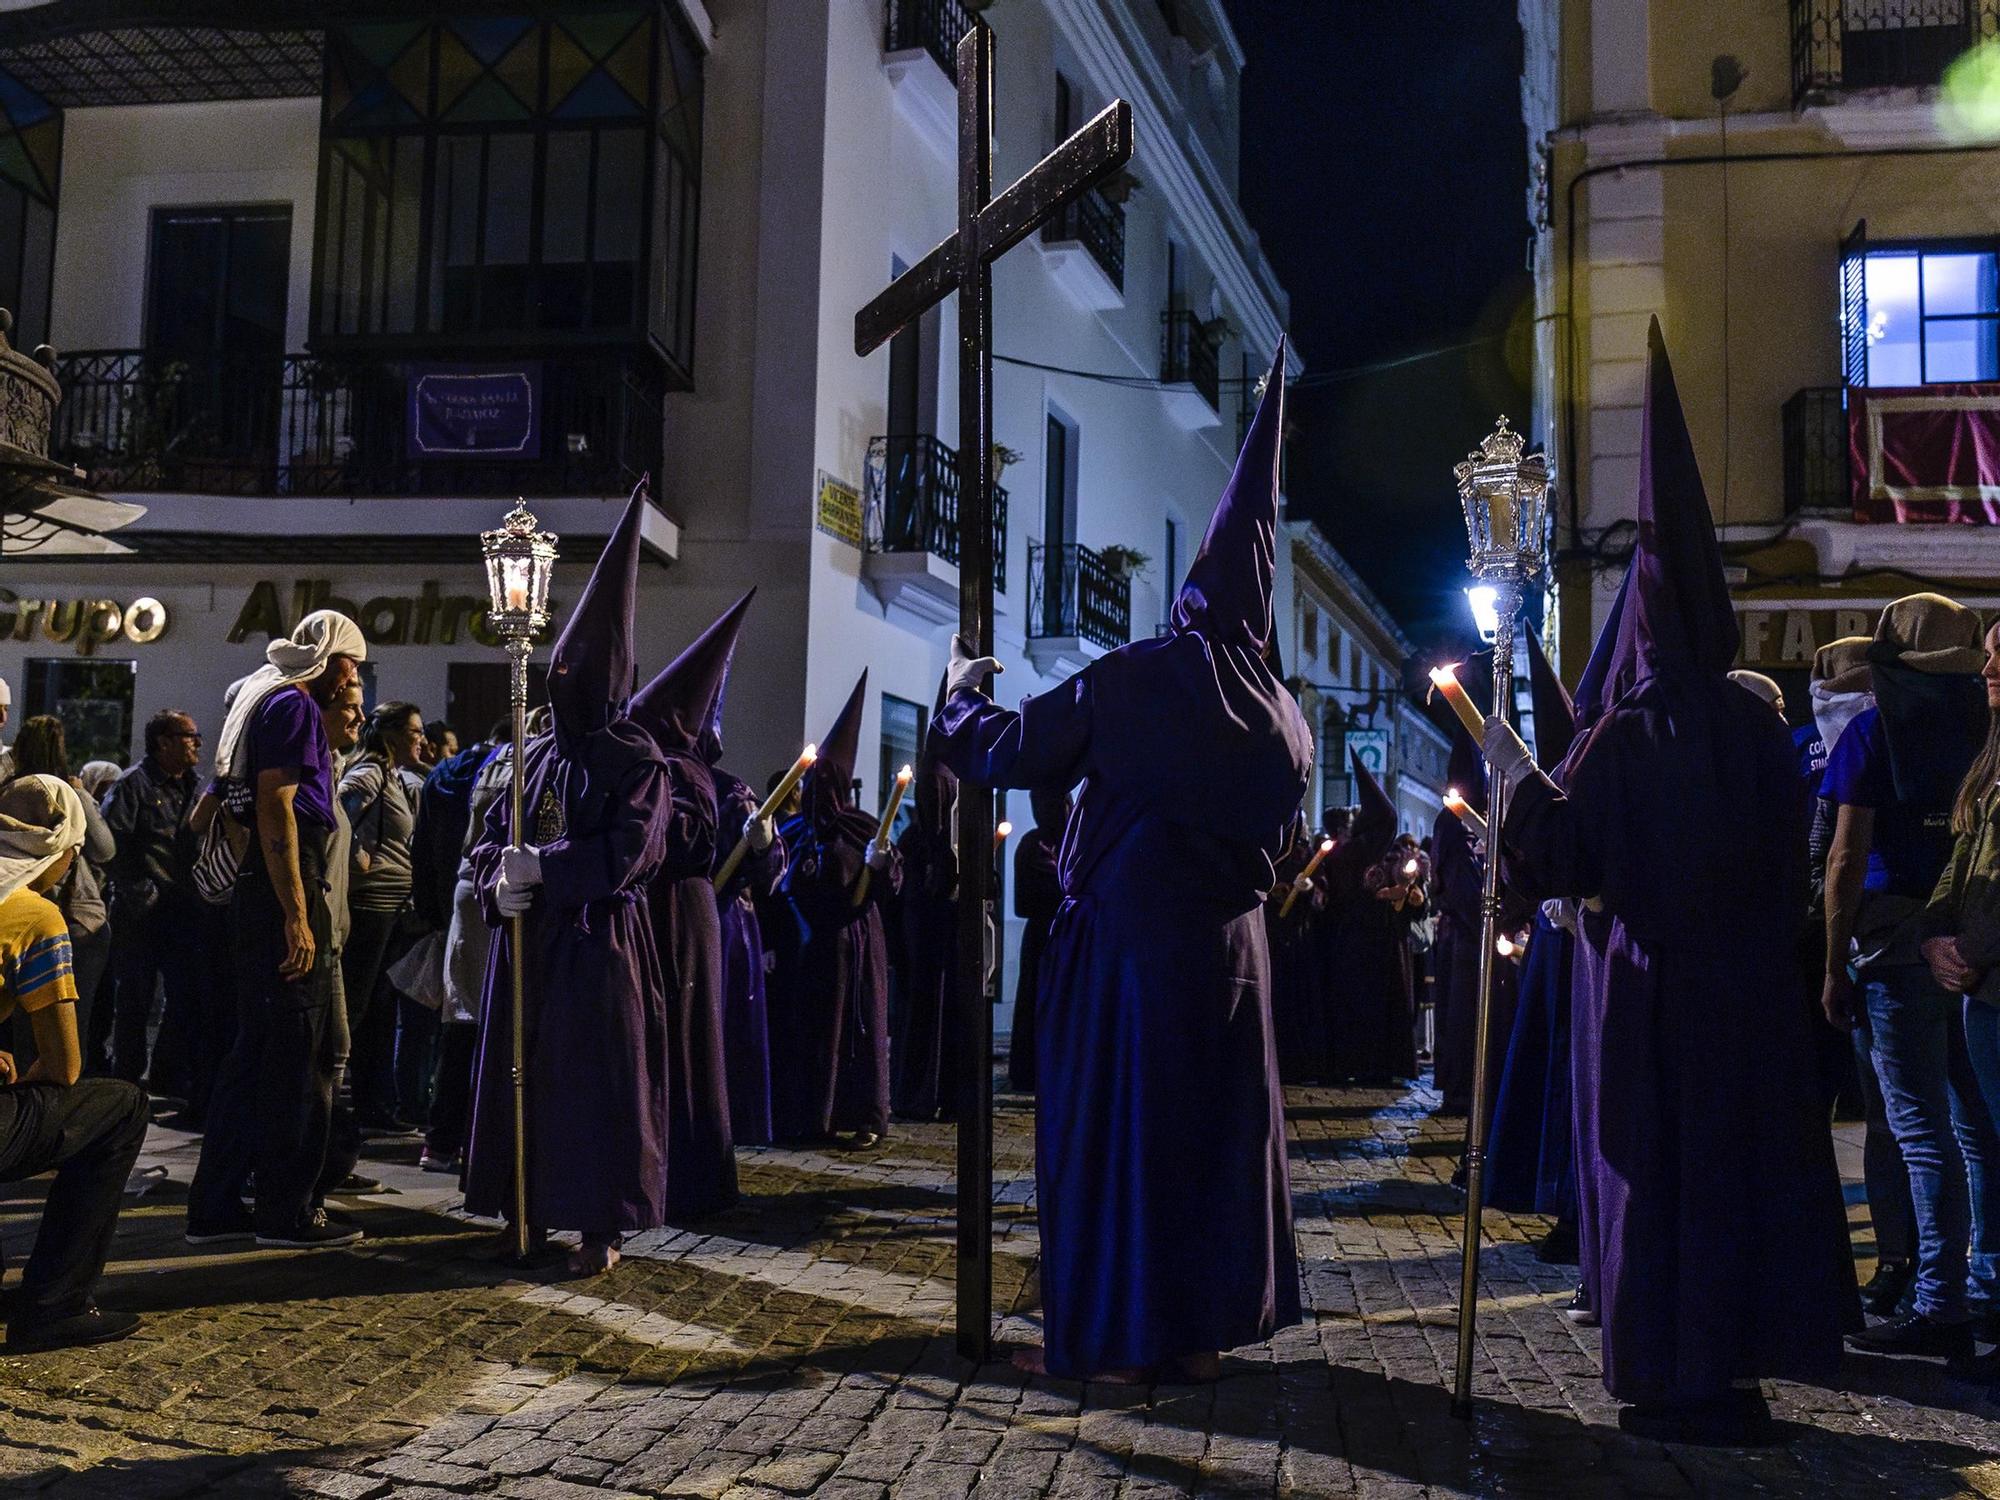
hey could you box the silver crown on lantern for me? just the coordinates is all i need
[1453,417,1551,583]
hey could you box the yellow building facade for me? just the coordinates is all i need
[1529,0,2000,700]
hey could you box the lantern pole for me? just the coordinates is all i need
[1449,421,1549,1419]
[479,501,558,1264]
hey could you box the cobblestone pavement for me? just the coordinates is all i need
[3,1080,2000,1498]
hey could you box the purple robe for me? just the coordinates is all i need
[1265,835,1327,1085]
[890,818,959,1121]
[1427,808,1483,1112]
[648,749,737,1219]
[714,767,781,1146]
[1484,910,1573,1216]
[933,632,1308,1378]
[463,725,673,1233]
[1009,825,1062,1093]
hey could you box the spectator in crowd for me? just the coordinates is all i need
[425,721,458,765]
[0,675,13,782]
[187,609,366,1249]
[311,676,370,1207]
[76,763,119,802]
[7,717,115,1079]
[0,773,149,1352]
[1825,593,1999,1360]
[338,701,426,1133]
[102,710,205,1105]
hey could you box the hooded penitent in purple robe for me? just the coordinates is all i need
[1485,629,1581,1217]
[464,481,675,1235]
[1324,754,1418,1084]
[780,672,899,1141]
[1430,682,1492,1115]
[701,654,783,1148]
[630,591,754,1219]
[1498,323,1854,1411]
[1266,813,1328,1085]
[932,341,1309,1378]
[891,678,961,1122]
[1008,787,1068,1093]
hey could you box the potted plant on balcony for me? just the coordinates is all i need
[990,441,1023,485]
[1098,544,1150,582]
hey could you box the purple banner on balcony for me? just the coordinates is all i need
[407,362,542,460]
[1850,384,2000,524]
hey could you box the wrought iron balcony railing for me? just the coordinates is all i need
[1042,189,1125,292]
[885,0,977,82]
[1791,0,2000,105]
[1161,308,1221,414]
[1782,385,1849,514]
[864,433,1009,592]
[49,349,664,500]
[1028,541,1130,651]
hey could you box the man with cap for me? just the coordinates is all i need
[1485,323,1853,1443]
[0,773,149,1351]
[188,608,367,1250]
[629,591,754,1219]
[779,671,898,1149]
[463,481,674,1277]
[931,342,1309,1382]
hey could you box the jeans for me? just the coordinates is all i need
[189,830,339,1234]
[0,1079,148,1326]
[395,995,440,1122]
[1862,964,2000,1320]
[1855,1019,1918,1266]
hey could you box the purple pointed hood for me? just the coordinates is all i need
[1172,338,1285,650]
[1351,749,1397,858]
[802,669,867,835]
[1526,628,1578,772]
[549,477,649,743]
[914,669,957,838]
[1610,321,1739,684]
[1571,563,1633,735]
[630,589,754,755]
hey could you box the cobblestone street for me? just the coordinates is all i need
[2,1081,1998,1498]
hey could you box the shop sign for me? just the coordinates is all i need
[815,470,862,548]
[0,589,168,655]
[228,579,555,649]
[1346,729,1390,775]
[406,362,542,459]
[1733,606,1881,669]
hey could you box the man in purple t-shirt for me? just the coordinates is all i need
[189,611,364,1250]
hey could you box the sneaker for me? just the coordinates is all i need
[6,1306,141,1353]
[255,1209,363,1250]
[419,1149,460,1174]
[355,1110,419,1137]
[1562,1286,1598,1327]
[330,1173,390,1195]
[184,1205,257,1246]
[1846,1311,1974,1360]
[1861,1260,1915,1318]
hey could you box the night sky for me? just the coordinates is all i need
[1231,3,1532,660]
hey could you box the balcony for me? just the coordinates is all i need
[1791,0,2000,106]
[50,350,664,502]
[862,433,1009,626]
[882,0,977,155]
[1783,386,1850,515]
[1160,308,1222,431]
[1026,541,1130,676]
[1036,190,1125,312]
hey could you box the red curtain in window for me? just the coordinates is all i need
[1850,385,2000,523]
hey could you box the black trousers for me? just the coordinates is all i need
[425,1020,478,1159]
[0,1078,147,1327]
[189,832,338,1233]
[342,906,408,1118]
[109,896,206,1092]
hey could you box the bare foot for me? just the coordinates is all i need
[565,1240,621,1277]
[1009,1345,1047,1375]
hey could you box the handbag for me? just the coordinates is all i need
[191,784,253,906]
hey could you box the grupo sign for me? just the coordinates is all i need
[0,588,168,655]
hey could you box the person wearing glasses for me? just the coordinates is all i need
[102,710,206,1102]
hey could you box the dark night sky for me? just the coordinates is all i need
[1231,3,1532,659]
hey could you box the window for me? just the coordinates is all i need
[315,10,702,376]
[1302,601,1319,661]
[879,693,923,836]
[1162,515,1181,626]
[0,70,58,349]
[1845,229,2000,386]
[25,659,135,767]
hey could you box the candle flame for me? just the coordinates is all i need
[1429,664,1459,688]
[801,743,818,762]
[996,820,1013,839]
[1444,787,1463,805]
[897,764,913,783]
[1403,859,1419,875]
[1496,934,1517,957]
[1319,837,1335,853]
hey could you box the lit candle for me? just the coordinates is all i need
[1495,933,1517,958]
[1428,663,1486,743]
[995,820,1013,844]
[1442,788,1488,841]
[1278,836,1336,919]
[713,742,818,890]
[1403,858,1420,878]
[853,765,914,907]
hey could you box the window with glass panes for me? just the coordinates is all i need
[1852,242,2000,386]
[0,70,58,350]
[879,693,923,841]
[314,9,702,377]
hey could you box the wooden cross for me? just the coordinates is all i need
[854,24,1131,1363]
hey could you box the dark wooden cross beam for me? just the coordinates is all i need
[854,25,1131,1364]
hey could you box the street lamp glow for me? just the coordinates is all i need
[1465,585,1500,643]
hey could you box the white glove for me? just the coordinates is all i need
[866,844,892,873]
[1292,874,1313,894]
[1480,716,1537,798]
[946,633,1002,702]
[502,844,543,889]
[495,876,535,916]
[745,815,775,852]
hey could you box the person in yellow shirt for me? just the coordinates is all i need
[0,774,148,1352]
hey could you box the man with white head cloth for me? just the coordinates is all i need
[188,609,366,1250]
[0,773,149,1352]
